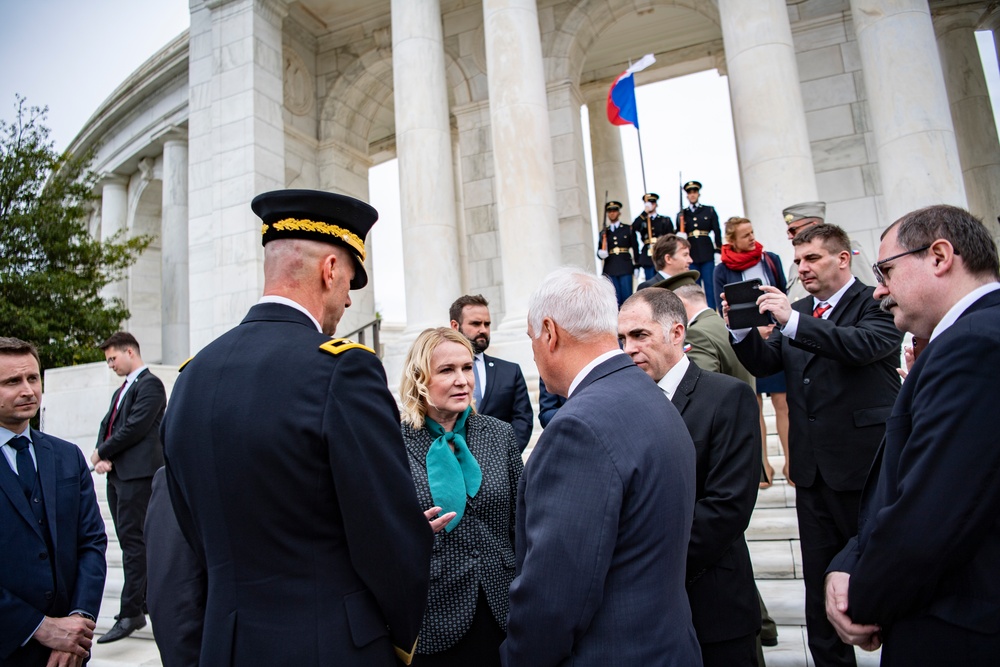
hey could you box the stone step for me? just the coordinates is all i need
[763,625,882,666]
[89,635,163,667]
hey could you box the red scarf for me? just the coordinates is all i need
[720,241,765,271]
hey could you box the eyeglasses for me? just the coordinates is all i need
[786,220,818,238]
[871,245,930,285]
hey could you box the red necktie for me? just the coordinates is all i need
[813,302,832,319]
[105,381,127,439]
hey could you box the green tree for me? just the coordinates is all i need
[0,96,150,370]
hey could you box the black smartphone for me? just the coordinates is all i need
[724,279,772,329]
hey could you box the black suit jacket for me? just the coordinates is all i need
[97,368,166,480]
[670,362,761,644]
[829,289,1000,654]
[478,354,533,451]
[0,430,107,665]
[163,303,432,666]
[145,467,204,667]
[733,279,903,490]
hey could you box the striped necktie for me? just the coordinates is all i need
[813,302,832,318]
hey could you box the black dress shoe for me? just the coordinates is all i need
[96,615,147,643]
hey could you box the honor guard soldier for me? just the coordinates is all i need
[597,200,639,307]
[676,181,722,308]
[632,192,675,281]
[161,189,433,667]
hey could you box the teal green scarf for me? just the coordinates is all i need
[425,407,481,532]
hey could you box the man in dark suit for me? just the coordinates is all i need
[725,224,903,667]
[502,267,700,667]
[597,200,639,306]
[636,234,692,290]
[0,337,107,667]
[162,190,432,666]
[619,288,761,666]
[676,181,722,307]
[632,192,675,280]
[145,466,204,667]
[90,331,165,643]
[825,205,1000,665]
[449,294,534,450]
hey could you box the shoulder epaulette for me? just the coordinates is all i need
[319,337,375,356]
[178,356,195,372]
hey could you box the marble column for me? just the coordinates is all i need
[719,0,817,253]
[483,0,561,328]
[935,10,1000,235]
[981,5,1000,71]
[100,177,129,305]
[850,0,966,223]
[187,0,287,351]
[585,89,629,229]
[161,136,190,363]
[391,0,461,332]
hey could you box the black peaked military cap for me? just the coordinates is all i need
[683,181,702,192]
[606,200,623,210]
[642,193,659,202]
[252,189,377,289]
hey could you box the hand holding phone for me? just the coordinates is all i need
[724,279,773,329]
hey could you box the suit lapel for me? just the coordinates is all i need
[827,280,865,326]
[34,431,58,547]
[670,362,700,415]
[479,355,496,409]
[0,439,46,538]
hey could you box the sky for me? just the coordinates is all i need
[3,1,999,323]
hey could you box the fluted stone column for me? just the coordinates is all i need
[585,90,629,225]
[981,5,1000,70]
[391,0,461,332]
[935,10,1000,234]
[719,0,817,253]
[100,177,129,305]
[851,0,967,223]
[483,0,561,328]
[161,137,190,363]
[187,0,287,351]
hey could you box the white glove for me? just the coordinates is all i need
[634,268,642,281]
[597,249,609,259]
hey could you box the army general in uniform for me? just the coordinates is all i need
[162,190,433,666]
[676,181,722,308]
[597,200,639,307]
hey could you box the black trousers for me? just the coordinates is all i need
[701,631,759,667]
[795,471,862,667]
[107,474,153,618]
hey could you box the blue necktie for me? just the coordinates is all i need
[8,436,34,499]
[473,359,484,405]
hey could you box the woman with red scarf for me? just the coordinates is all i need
[713,217,790,489]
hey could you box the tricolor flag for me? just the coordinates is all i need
[607,54,656,129]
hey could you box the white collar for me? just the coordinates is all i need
[125,365,147,385]
[1,426,31,446]
[657,354,690,401]
[258,295,323,332]
[567,349,625,398]
[813,276,855,313]
[930,282,1000,341]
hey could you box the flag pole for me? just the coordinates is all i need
[636,126,648,195]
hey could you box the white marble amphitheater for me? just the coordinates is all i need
[36,1,1000,664]
[44,0,1000,495]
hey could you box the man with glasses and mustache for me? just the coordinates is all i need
[723,223,902,667]
[825,205,1000,666]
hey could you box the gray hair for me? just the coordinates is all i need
[673,284,707,304]
[528,267,619,341]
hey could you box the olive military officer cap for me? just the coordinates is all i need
[782,201,826,225]
[682,181,702,192]
[652,269,700,292]
[252,189,377,289]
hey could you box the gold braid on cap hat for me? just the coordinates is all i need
[262,218,366,261]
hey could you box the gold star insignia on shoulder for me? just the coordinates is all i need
[319,337,375,356]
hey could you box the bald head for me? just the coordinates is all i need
[263,239,355,335]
